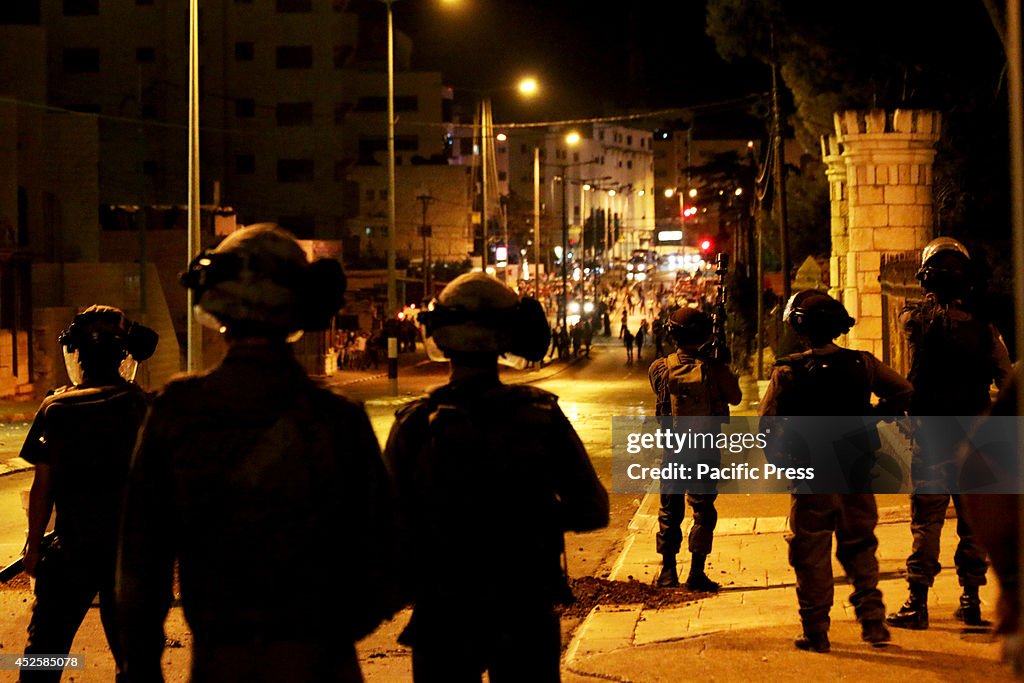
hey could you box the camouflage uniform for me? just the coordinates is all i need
[117,344,398,683]
[648,351,740,558]
[900,296,1012,590]
[760,345,912,638]
[384,379,608,683]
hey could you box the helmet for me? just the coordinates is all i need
[784,290,854,342]
[180,223,346,337]
[920,236,970,270]
[416,272,550,363]
[916,237,971,300]
[58,305,159,385]
[665,306,711,346]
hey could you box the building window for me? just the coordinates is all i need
[333,45,354,68]
[235,42,254,61]
[141,104,157,119]
[276,46,313,69]
[520,144,528,154]
[599,131,605,141]
[136,47,156,63]
[354,95,418,112]
[366,189,375,201]
[63,0,98,16]
[334,103,352,124]
[379,189,388,201]
[142,160,159,175]
[573,152,579,162]
[276,102,313,126]
[136,0,154,6]
[63,48,100,73]
[627,135,633,145]
[277,159,314,182]
[276,0,312,12]
[498,171,507,182]
[235,98,256,117]
[334,162,348,182]
[627,160,633,169]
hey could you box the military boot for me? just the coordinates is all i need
[684,552,721,592]
[955,585,986,626]
[861,619,891,646]
[794,631,831,653]
[656,555,679,588]
[885,583,929,630]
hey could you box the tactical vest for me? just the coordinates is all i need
[406,384,571,605]
[774,349,871,416]
[906,302,994,415]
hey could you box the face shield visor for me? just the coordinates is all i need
[62,347,139,386]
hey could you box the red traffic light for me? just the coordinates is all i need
[700,239,712,252]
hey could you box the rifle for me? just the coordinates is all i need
[0,532,57,583]
[702,253,731,363]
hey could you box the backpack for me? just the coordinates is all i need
[665,352,713,416]
[774,349,871,416]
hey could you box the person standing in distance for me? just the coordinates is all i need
[648,307,741,591]
[117,224,399,683]
[886,237,1012,630]
[19,306,158,683]
[760,290,913,653]
[386,272,609,682]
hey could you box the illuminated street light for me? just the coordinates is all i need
[688,188,698,198]
[664,188,675,198]
[735,187,744,196]
[496,132,507,142]
[519,77,539,96]
[638,189,645,197]
[565,131,581,145]
[608,189,616,197]
[583,183,592,191]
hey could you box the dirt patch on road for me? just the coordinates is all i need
[558,576,705,619]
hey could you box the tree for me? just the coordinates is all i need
[705,0,1012,253]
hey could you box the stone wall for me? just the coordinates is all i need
[822,109,940,358]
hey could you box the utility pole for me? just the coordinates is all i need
[416,187,434,299]
[187,0,201,372]
[771,33,791,303]
[560,163,569,331]
[533,143,541,286]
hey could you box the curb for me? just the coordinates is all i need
[0,457,32,477]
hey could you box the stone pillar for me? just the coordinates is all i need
[832,109,940,357]
[821,135,848,303]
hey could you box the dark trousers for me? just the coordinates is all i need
[191,641,362,683]
[786,494,885,634]
[410,607,560,683]
[656,493,718,557]
[21,552,122,683]
[907,492,988,587]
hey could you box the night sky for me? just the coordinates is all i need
[397,0,769,125]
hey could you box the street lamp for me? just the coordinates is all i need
[556,131,581,331]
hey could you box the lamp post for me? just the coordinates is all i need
[186,0,201,371]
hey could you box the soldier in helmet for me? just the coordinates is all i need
[18,306,158,683]
[385,272,609,682]
[760,290,913,653]
[648,306,741,591]
[886,237,1012,631]
[117,224,399,682]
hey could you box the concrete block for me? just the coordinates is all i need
[859,293,883,317]
[850,204,889,229]
[857,185,885,205]
[857,316,883,339]
[875,165,889,184]
[888,205,924,228]
[898,164,912,184]
[917,186,934,204]
[845,295,859,319]
[909,164,920,184]
[879,226,918,251]
[855,166,868,186]
[857,270,882,293]
[857,250,881,272]
[884,185,918,205]
[849,227,874,251]
[846,335,875,352]
[865,109,887,133]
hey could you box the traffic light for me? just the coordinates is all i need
[700,238,713,254]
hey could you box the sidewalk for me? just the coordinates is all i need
[562,492,1011,682]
